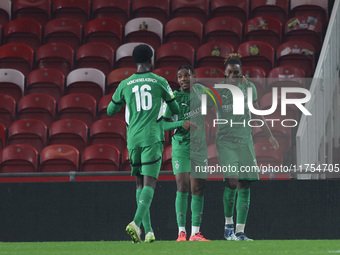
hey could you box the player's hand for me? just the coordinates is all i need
[183,120,198,131]
[269,136,279,150]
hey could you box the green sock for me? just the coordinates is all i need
[223,187,237,218]
[133,186,154,227]
[236,188,251,224]
[191,194,204,227]
[136,189,153,234]
[176,191,188,227]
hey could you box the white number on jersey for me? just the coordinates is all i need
[132,84,152,111]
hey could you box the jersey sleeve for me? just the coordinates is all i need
[249,82,258,102]
[160,79,180,114]
[107,83,125,116]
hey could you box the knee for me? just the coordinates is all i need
[225,177,238,190]
[177,181,190,193]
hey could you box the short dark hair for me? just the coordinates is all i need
[224,53,242,68]
[132,44,153,63]
[177,65,195,75]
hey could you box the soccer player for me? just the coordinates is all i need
[107,44,190,243]
[215,53,279,241]
[163,65,213,241]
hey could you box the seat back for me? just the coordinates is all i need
[52,0,91,25]
[210,0,249,25]
[12,0,51,26]
[155,42,195,68]
[0,68,25,102]
[132,0,170,25]
[92,0,130,26]
[0,94,16,128]
[106,67,136,95]
[115,42,155,68]
[170,0,209,25]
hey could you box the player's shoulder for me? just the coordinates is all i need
[150,72,169,84]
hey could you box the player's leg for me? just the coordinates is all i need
[175,172,190,241]
[224,176,238,240]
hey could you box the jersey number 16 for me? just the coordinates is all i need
[132,84,152,111]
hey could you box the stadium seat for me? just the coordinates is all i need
[121,147,131,172]
[48,119,88,153]
[164,17,203,50]
[4,18,42,51]
[284,15,323,52]
[39,144,79,172]
[210,0,249,25]
[0,123,5,151]
[245,16,282,50]
[250,0,289,25]
[196,42,234,70]
[16,94,56,127]
[153,67,179,91]
[92,0,130,26]
[106,67,136,95]
[131,0,170,25]
[12,0,51,26]
[195,67,224,87]
[204,17,243,51]
[52,0,91,26]
[170,0,209,25]
[25,68,65,103]
[115,42,155,69]
[276,41,315,77]
[0,0,11,27]
[80,144,121,172]
[155,42,195,69]
[84,17,122,51]
[267,66,306,92]
[0,68,25,102]
[57,94,97,127]
[35,43,74,76]
[242,66,266,100]
[97,94,125,121]
[0,94,16,128]
[124,17,163,50]
[44,18,83,51]
[66,68,106,102]
[237,41,275,76]
[7,119,47,153]
[290,0,328,25]
[0,43,34,76]
[75,42,114,76]
[161,145,172,170]
[254,142,284,166]
[0,144,38,173]
[89,119,127,153]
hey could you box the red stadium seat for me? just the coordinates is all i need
[84,17,122,51]
[7,119,47,153]
[35,43,74,76]
[195,67,224,87]
[267,66,306,92]
[16,94,56,127]
[153,67,179,91]
[0,68,25,102]
[80,144,121,172]
[0,43,34,76]
[156,42,195,69]
[131,0,170,25]
[124,17,163,50]
[276,41,315,77]
[0,144,38,173]
[115,43,155,69]
[204,17,243,51]
[25,68,65,103]
[0,123,5,151]
[121,147,131,172]
[0,0,11,27]
[4,18,42,51]
[48,119,88,153]
[284,15,323,52]
[250,0,289,25]
[57,94,97,127]
[237,41,275,76]
[97,94,125,121]
[12,0,51,26]
[66,68,106,102]
[39,144,79,172]
[92,0,130,26]
[254,142,284,166]
[245,16,282,50]
[52,0,91,26]
[164,17,203,50]
[290,0,328,25]
[0,94,16,128]
[161,145,172,170]
[210,0,249,25]
[242,66,266,100]
[44,18,83,51]
[106,67,136,95]
[75,42,114,76]
[89,119,127,153]
[196,42,234,70]
[170,0,209,25]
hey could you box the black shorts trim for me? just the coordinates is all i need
[131,156,162,167]
[112,99,122,105]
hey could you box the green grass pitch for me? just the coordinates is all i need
[1,240,340,255]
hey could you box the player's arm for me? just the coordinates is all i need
[107,84,125,116]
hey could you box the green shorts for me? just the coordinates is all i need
[129,142,163,179]
[171,139,208,179]
[216,140,259,181]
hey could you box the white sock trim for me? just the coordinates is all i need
[178,227,186,235]
[225,217,234,225]
[191,226,200,236]
[235,224,245,234]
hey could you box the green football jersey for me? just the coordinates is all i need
[216,81,257,146]
[111,71,176,148]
